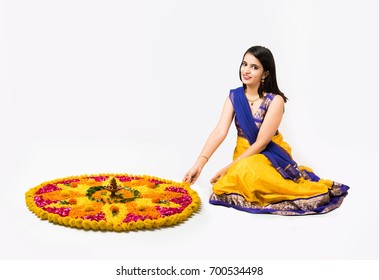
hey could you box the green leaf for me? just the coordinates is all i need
[86,186,105,199]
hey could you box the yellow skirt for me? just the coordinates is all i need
[210,133,349,215]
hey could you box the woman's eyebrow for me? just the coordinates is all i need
[242,61,260,68]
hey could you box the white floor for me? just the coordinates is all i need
[0,143,376,261]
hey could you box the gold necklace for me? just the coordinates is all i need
[246,95,260,104]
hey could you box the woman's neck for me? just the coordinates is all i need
[244,85,259,98]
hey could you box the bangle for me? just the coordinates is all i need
[198,155,209,162]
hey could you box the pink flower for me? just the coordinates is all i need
[88,176,109,182]
[43,206,71,217]
[82,212,106,221]
[115,176,141,182]
[166,186,188,194]
[36,184,61,194]
[34,196,57,207]
[123,213,152,223]
[56,179,80,185]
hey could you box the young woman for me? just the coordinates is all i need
[183,46,349,215]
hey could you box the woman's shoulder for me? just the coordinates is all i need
[231,86,244,91]
[264,92,284,103]
[229,86,244,94]
[228,86,244,101]
[262,93,284,111]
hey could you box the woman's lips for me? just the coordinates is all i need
[243,75,251,80]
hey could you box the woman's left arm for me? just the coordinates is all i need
[210,96,285,183]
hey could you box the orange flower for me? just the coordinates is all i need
[69,202,103,218]
[151,198,161,203]
[110,205,119,213]
[41,190,65,201]
[92,190,109,201]
[41,190,84,201]
[142,191,182,203]
[68,198,77,205]
[125,202,160,220]
[128,179,156,188]
[117,189,134,198]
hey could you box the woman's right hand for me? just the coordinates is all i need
[183,167,201,185]
[183,157,208,184]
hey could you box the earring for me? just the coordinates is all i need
[260,78,265,95]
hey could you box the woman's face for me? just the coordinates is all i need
[240,52,266,87]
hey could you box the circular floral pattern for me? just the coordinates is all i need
[25,173,201,232]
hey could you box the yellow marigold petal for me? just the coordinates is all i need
[84,205,94,212]
[52,214,59,224]
[151,220,159,228]
[63,217,71,226]
[75,218,83,229]
[106,222,114,231]
[135,220,145,230]
[98,220,107,231]
[164,218,173,226]
[144,219,153,229]
[90,220,99,231]
[121,223,129,231]
[82,220,91,230]
[47,213,53,222]
[113,225,122,232]
[69,218,76,228]
[128,221,137,231]
[61,190,70,197]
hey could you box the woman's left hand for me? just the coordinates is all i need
[210,165,229,184]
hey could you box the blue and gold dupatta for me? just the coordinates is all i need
[230,87,302,181]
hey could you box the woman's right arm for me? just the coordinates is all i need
[183,96,234,184]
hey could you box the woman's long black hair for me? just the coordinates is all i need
[239,46,288,102]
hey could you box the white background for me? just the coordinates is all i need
[1,0,378,277]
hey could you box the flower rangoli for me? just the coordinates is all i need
[25,174,201,232]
